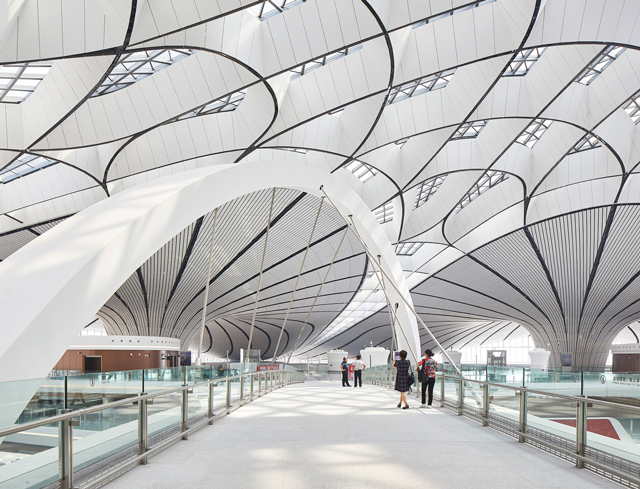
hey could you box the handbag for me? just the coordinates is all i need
[408,367,416,387]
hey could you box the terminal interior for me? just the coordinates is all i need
[2,0,640,487]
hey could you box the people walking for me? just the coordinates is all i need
[417,349,437,408]
[341,357,351,387]
[353,355,365,387]
[393,350,411,409]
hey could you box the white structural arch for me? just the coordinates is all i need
[0,160,420,384]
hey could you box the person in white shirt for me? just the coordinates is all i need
[353,355,366,387]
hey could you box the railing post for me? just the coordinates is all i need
[259,373,262,394]
[457,377,464,415]
[518,390,527,443]
[225,378,231,411]
[181,386,188,440]
[58,409,73,489]
[482,383,489,426]
[138,393,148,464]
[208,382,214,423]
[576,398,587,468]
[250,373,254,399]
[440,376,445,406]
[239,374,244,402]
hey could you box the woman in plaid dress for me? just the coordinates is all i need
[393,350,411,409]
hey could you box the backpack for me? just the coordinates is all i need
[418,361,428,383]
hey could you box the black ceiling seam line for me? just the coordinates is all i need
[201,269,364,319]
[97,307,125,336]
[135,268,151,335]
[234,318,273,357]
[0,215,72,238]
[401,0,543,193]
[98,304,130,335]
[479,322,516,346]
[523,227,567,332]
[167,192,307,335]
[462,322,510,349]
[411,296,521,322]
[334,324,397,351]
[591,265,640,330]
[112,291,139,332]
[419,322,497,348]
[503,324,524,341]
[629,326,640,344]
[212,320,234,357]
[203,325,214,353]
[23,0,139,197]
[159,217,204,336]
[197,226,355,312]
[83,318,100,329]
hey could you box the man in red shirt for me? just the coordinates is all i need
[417,349,437,408]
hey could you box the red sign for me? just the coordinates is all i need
[257,364,281,371]
[348,365,354,379]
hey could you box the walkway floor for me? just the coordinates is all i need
[104,382,621,489]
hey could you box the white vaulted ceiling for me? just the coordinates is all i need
[2,0,640,366]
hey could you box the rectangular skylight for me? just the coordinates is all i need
[373,201,393,224]
[414,175,446,208]
[290,44,362,80]
[516,119,553,148]
[396,242,423,256]
[346,160,378,183]
[412,0,496,29]
[0,153,57,183]
[575,45,626,86]
[455,170,508,212]
[178,90,246,120]
[387,69,455,105]
[395,138,409,147]
[0,62,53,103]
[569,134,601,154]
[93,49,194,97]
[452,120,488,139]
[250,0,306,20]
[281,148,308,154]
[503,48,546,77]
[622,91,640,124]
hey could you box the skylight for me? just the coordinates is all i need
[452,120,488,139]
[503,48,546,77]
[455,170,509,212]
[412,0,496,29]
[250,0,306,20]
[346,161,378,183]
[622,91,640,124]
[395,138,409,148]
[178,90,246,120]
[387,69,455,104]
[396,242,423,256]
[290,45,362,80]
[415,175,446,208]
[569,134,601,154]
[93,49,194,97]
[0,154,57,183]
[373,202,393,224]
[0,62,52,103]
[281,148,308,154]
[328,107,344,116]
[516,119,553,148]
[575,46,626,86]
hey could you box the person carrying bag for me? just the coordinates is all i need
[417,349,437,408]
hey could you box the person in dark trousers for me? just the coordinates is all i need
[341,357,351,387]
[353,355,365,387]
[393,350,411,409]
[417,349,438,408]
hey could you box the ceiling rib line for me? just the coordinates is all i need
[197,208,218,364]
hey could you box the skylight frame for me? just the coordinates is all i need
[569,134,601,154]
[414,175,446,208]
[396,242,423,256]
[250,0,306,20]
[411,0,496,29]
[455,170,509,213]
[516,119,553,148]
[0,153,58,184]
[92,49,195,97]
[622,90,640,124]
[575,45,626,86]
[178,90,246,120]
[290,44,362,81]
[373,201,393,224]
[346,160,378,183]
[503,47,546,77]
[452,120,488,140]
[387,69,456,105]
[0,61,53,103]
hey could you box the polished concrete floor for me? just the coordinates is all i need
[104,382,621,489]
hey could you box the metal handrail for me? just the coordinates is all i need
[0,372,248,438]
